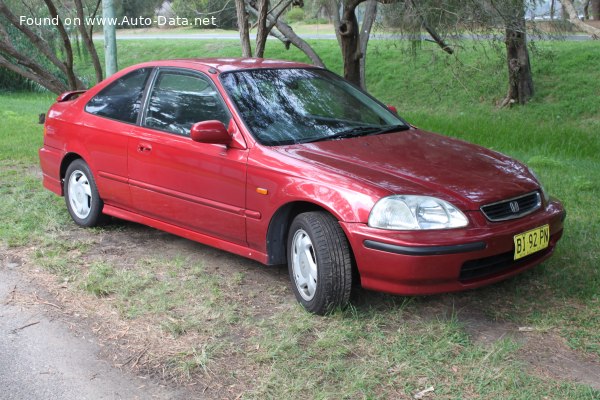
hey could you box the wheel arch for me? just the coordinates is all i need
[265,201,359,284]
[60,152,84,181]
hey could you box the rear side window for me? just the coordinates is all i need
[85,68,151,123]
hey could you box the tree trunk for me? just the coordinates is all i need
[591,0,600,20]
[337,0,395,87]
[339,3,361,86]
[503,21,534,106]
[359,0,377,89]
[583,0,590,20]
[560,0,600,38]
[103,0,118,77]
[255,0,269,58]
[329,0,343,46]
[42,0,82,89]
[74,0,103,83]
[246,3,325,67]
[236,0,252,57]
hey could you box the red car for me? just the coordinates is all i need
[39,58,565,314]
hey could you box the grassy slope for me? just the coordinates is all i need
[1,38,599,398]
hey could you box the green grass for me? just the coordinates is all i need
[1,38,599,398]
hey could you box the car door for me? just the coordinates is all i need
[81,67,152,209]
[128,68,248,245]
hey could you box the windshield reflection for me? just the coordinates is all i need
[220,68,406,146]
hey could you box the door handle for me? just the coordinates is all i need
[137,143,152,153]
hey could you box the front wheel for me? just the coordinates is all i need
[287,211,353,315]
[64,159,104,227]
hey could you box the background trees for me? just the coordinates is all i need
[0,0,103,93]
[1,0,599,102]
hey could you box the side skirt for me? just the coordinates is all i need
[102,204,268,264]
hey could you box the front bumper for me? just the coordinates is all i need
[340,200,565,295]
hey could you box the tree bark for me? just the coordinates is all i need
[236,0,252,57]
[0,53,67,93]
[583,0,590,20]
[0,0,78,87]
[337,0,396,87]
[74,0,103,83]
[273,20,325,66]
[246,3,325,67]
[339,2,362,85]
[560,0,600,38]
[592,0,600,20]
[359,0,377,89]
[0,24,69,94]
[502,8,534,106]
[329,0,343,46]
[407,0,453,55]
[103,0,118,77]
[255,0,269,57]
[42,0,82,89]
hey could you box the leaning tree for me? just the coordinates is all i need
[0,0,103,93]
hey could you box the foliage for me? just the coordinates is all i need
[171,0,237,29]
[0,0,103,92]
[285,6,305,23]
[114,0,163,27]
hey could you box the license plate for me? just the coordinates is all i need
[513,225,550,260]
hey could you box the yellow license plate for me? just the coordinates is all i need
[513,225,550,260]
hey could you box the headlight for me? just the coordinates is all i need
[528,168,550,204]
[368,195,468,230]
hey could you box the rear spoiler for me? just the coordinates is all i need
[56,90,87,102]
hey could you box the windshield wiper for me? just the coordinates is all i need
[367,124,409,136]
[296,124,408,144]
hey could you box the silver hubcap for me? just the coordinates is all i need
[68,169,92,219]
[291,229,318,301]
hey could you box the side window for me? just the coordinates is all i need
[143,71,231,136]
[85,68,151,123]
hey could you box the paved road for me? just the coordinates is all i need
[0,263,189,400]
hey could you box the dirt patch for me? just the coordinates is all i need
[456,301,600,391]
[5,219,295,397]
[5,217,600,396]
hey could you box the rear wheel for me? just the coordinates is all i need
[287,211,352,315]
[64,159,104,227]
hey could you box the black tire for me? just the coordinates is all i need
[64,159,104,227]
[287,211,353,315]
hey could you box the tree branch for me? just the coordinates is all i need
[42,0,84,89]
[246,2,325,67]
[73,0,103,82]
[560,0,600,38]
[407,0,453,54]
[0,0,72,79]
[0,32,68,93]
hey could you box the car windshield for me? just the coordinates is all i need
[220,68,408,146]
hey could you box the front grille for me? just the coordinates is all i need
[459,247,552,281]
[480,191,541,222]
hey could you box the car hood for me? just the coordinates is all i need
[275,129,539,210]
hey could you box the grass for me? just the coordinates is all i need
[1,37,599,398]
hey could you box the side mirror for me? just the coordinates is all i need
[387,105,398,114]
[190,120,231,145]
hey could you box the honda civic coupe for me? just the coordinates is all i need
[39,58,565,314]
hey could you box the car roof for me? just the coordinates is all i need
[131,58,318,73]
